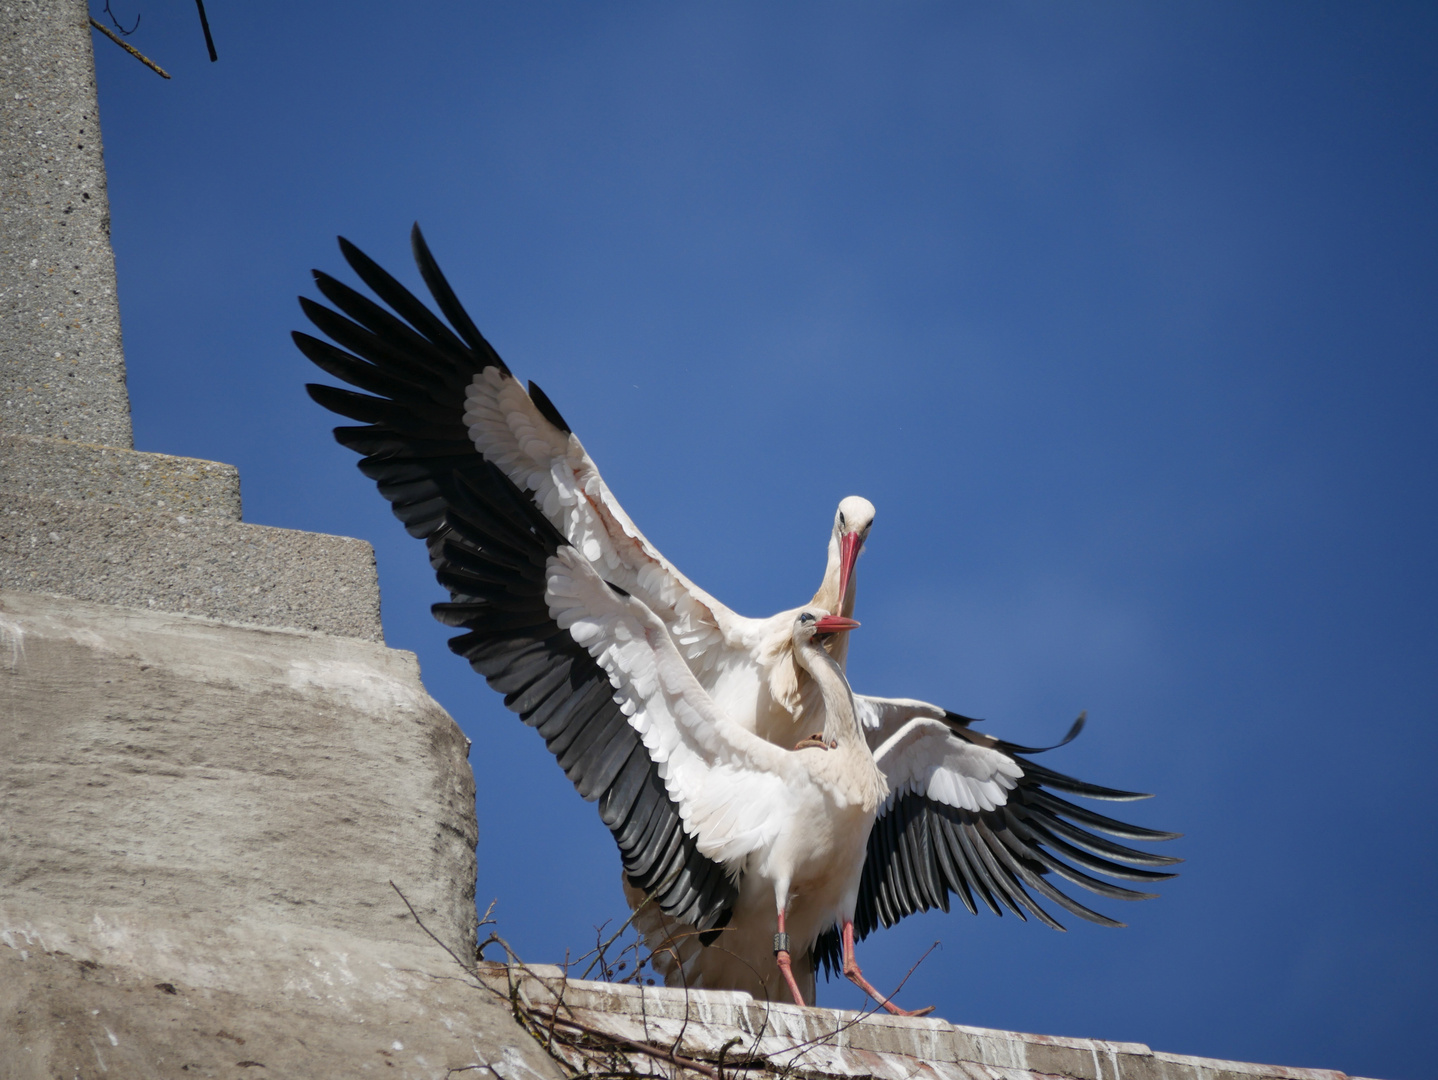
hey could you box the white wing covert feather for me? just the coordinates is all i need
[465,369,747,675]
[545,547,798,867]
[854,695,949,744]
[872,718,1023,815]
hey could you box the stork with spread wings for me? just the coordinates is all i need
[295,227,1179,1006]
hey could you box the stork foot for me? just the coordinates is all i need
[886,1001,936,1018]
[840,920,932,1017]
[844,965,932,1016]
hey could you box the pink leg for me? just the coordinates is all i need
[773,909,808,1007]
[842,921,934,1017]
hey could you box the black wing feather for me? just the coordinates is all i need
[410,223,507,368]
[527,380,573,434]
[338,235,474,359]
[814,726,1178,979]
[297,232,736,932]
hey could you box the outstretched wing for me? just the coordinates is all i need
[812,714,1180,977]
[295,226,752,678]
[429,456,803,929]
[430,460,739,929]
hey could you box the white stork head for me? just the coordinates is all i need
[793,608,862,652]
[832,496,875,616]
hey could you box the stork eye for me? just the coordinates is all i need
[799,612,816,623]
[838,513,846,528]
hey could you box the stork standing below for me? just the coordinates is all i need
[636,604,949,1015]
[296,228,1180,1008]
[683,607,940,1015]
[544,531,928,1013]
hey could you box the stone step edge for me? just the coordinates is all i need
[0,433,242,520]
[0,491,382,642]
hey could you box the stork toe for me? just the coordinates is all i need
[889,1003,936,1018]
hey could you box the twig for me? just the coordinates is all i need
[390,880,478,975]
[882,940,939,1007]
[478,897,499,929]
[102,0,138,35]
[475,898,500,958]
[531,1008,723,1080]
[476,930,502,961]
[447,1065,503,1079]
[714,1036,744,1080]
[88,16,170,78]
[543,960,575,1055]
[579,896,652,980]
[668,938,694,1063]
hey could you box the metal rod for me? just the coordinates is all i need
[194,0,218,62]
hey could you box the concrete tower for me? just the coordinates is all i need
[1,4,559,1074]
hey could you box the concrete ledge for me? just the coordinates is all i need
[0,492,381,640]
[0,590,564,1080]
[0,434,242,518]
[480,964,1363,1080]
[0,590,470,953]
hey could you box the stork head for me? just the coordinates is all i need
[793,609,861,650]
[832,496,876,615]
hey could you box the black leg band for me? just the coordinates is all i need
[773,932,790,954]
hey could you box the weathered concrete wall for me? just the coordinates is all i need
[0,428,382,639]
[0,944,558,1080]
[0,0,131,448]
[0,591,476,975]
[0,590,561,1080]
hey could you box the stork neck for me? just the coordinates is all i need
[796,640,865,750]
[809,535,855,668]
[809,534,856,617]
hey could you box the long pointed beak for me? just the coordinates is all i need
[836,531,863,613]
[813,614,860,635]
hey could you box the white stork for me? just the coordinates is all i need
[295,228,1180,1003]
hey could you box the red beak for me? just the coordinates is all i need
[813,614,860,635]
[836,531,863,613]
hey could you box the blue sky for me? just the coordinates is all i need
[90,4,1436,1077]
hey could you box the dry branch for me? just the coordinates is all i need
[88,16,170,78]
